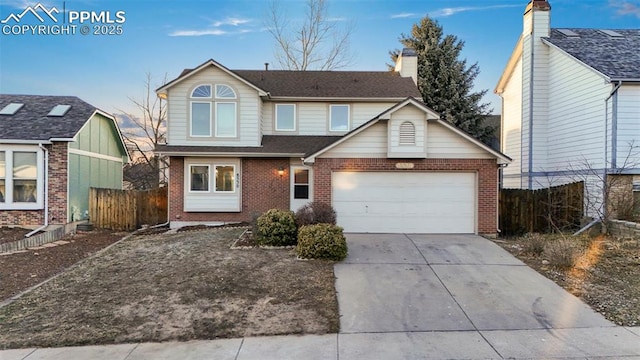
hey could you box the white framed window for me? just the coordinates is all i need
[330,104,350,131]
[190,84,238,138]
[215,102,237,137]
[0,147,44,210]
[275,104,296,131]
[189,165,209,192]
[215,84,237,99]
[191,102,212,137]
[192,84,212,98]
[214,165,236,192]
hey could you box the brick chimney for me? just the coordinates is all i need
[394,48,418,85]
[523,0,551,38]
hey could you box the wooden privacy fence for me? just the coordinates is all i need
[89,187,168,231]
[500,181,584,236]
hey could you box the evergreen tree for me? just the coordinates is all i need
[390,16,494,144]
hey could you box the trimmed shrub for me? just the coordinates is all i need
[256,209,297,246]
[296,224,347,260]
[295,202,337,226]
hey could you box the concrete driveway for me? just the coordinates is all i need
[334,233,640,359]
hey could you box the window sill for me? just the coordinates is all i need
[0,204,44,211]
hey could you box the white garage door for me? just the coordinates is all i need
[332,172,476,233]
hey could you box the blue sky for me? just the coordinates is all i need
[0,0,639,117]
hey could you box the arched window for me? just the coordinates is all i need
[399,121,416,145]
[191,85,212,98]
[190,84,237,138]
[215,84,236,99]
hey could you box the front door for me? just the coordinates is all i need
[290,166,313,211]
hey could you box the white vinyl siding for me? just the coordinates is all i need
[322,122,387,158]
[501,57,523,188]
[261,102,397,135]
[426,122,495,159]
[183,158,240,212]
[387,105,426,158]
[322,121,493,159]
[615,85,640,168]
[546,46,610,171]
[167,67,260,146]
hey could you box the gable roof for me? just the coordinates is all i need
[157,59,421,100]
[542,28,640,81]
[0,94,100,142]
[304,97,511,164]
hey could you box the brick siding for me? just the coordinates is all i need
[1,142,68,226]
[168,156,499,235]
[168,157,290,223]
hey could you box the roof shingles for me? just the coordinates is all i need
[0,94,97,141]
[156,135,342,157]
[544,28,640,80]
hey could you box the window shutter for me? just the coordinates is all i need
[399,121,415,145]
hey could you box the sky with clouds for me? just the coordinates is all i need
[0,0,639,118]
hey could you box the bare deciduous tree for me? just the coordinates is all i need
[265,0,354,70]
[117,73,168,190]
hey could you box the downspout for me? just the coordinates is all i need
[527,16,535,190]
[26,144,49,237]
[602,81,623,222]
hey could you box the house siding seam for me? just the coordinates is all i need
[1,142,68,226]
[168,157,290,222]
[312,158,499,235]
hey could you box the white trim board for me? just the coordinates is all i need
[68,148,124,162]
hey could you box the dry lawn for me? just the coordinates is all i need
[0,228,339,349]
[496,233,640,326]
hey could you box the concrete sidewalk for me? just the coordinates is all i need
[2,233,640,359]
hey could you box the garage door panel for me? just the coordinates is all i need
[332,172,475,234]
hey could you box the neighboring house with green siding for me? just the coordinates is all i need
[0,94,129,228]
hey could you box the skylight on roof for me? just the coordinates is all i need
[0,103,24,115]
[48,104,71,117]
[557,29,579,37]
[599,29,623,38]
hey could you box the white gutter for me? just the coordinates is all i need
[26,144,49,237]
[0,139,52,145]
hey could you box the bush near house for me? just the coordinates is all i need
[295,202,337,227]
[296,224,347,261]
[256,209,297,246]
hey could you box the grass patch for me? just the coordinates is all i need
[0,228,339,349]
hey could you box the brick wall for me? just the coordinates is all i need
[313,158,499,235]
[2,142,68,226]
[168,157,290,223]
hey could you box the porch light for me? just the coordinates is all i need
[278,167,285,177]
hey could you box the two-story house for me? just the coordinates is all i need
[156,50,510,236]
[495,0,640,217]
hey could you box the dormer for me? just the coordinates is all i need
[378,98,440,158]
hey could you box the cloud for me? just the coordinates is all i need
[168,16,253,37]
[212,17,251,27]
[327,16,347,22]
[430,4,521,17]
[390,12,416,19]
[609,0,640,17]
[169,29,227,37]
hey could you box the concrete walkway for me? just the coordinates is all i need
[2,233,640,359]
